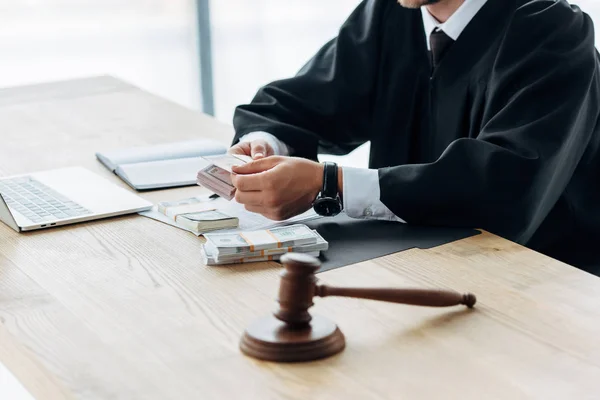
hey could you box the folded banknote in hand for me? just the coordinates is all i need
[196,154,252,200]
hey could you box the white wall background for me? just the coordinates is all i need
[210,0,359,122]
[1,0,599,112]
[0,1,201,109]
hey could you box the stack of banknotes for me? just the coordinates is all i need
[201,224,328,265]
[196,154,252,200]
[157,197,239,233]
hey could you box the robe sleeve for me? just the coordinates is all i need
[379,1,600,244]
[232,0,388,160]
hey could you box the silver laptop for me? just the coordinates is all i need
[0,166,152,232]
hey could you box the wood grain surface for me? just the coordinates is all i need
[0,77,599,400]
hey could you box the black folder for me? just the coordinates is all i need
[305,214,480,273]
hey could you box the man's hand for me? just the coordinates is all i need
[231,156,324,221]
[228,139,275,160]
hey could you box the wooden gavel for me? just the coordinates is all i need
[240,253,477,363]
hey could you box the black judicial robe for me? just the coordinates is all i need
[232,0,600,272]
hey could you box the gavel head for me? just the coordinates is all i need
[273,253,321,327]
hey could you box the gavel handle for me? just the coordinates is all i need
[315,285,476,308]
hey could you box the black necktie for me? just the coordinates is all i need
[430,29,454,68]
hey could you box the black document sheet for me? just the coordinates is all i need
[305,214,480,273]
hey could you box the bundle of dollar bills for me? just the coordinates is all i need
[158,197,238,233]
[202,224,328,265]
[196,154,251,200]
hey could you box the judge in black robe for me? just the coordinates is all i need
[229,0,600,273]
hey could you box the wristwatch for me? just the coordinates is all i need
[313,161,343,217]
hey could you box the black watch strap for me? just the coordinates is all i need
[322,162,338,198]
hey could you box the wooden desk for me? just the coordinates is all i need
[0,77,599,400]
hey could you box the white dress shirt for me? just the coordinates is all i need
[239,0,488,222]
[421,0,488,49]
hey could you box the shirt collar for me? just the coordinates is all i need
[421,0,488,50]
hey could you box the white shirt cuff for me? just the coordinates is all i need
[238,131,291,156]
[342,167,405,223]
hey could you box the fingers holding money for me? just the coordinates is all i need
[231,156,282,175]
[249,140,268,159]
[231,171,264,192]
[232,168,281,218]
[234,190,263,206]
[228,139,274,160]
[231,157,284,194]
[231,157,324,221]
[227,141,251,157]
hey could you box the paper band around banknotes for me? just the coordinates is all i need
[239,230,284,252]
[202,225,328,265]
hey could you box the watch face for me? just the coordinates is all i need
[313,197,342,217]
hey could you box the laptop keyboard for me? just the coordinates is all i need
[0,177,91,223]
